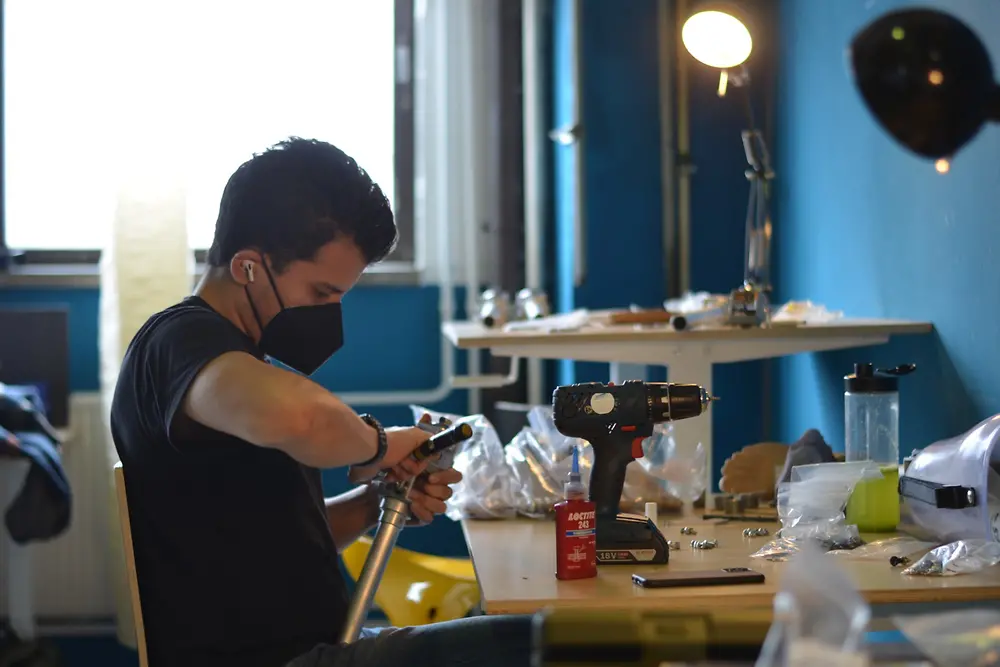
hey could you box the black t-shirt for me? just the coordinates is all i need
[111,296,349,667]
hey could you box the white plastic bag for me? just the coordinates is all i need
[894,609,1000,666]
[755,542,871,667]
[505,428,589,518]
[636,424,707,504]
[752,463,879,560]
[901,414,1000,543]
[827,536,938,560]
[409,405,517,520]
[902,539,1000,576]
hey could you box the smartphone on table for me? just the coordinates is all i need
[632,567,765,589]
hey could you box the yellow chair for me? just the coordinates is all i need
[113,462,150,667]
[340,536,481,626]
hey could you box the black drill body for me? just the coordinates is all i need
[552,380,713,565]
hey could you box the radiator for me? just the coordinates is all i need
[0,391,117,622]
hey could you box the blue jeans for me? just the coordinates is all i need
[285,615,533,667]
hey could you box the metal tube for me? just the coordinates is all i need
[675,0,692,295]
[458,0,483,416]
[523,0,545,293]
[340,423,473,643]
[658,0,679,298]
[523,0,547,407]
[339,498,410,644]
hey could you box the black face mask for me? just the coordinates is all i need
[245,261,344,376]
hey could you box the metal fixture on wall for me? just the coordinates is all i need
[658,0,679,298]
[675,0,694,296]
[681,4,773,327]
[548,0,587,291]
[523,0,548,406]
[850,8,1000,165]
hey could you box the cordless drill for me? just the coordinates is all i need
[552,380,715,565]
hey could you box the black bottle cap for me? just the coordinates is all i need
[845,363,916,393]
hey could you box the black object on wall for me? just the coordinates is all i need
[849,8,1000,161]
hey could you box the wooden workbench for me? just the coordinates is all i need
[462,518,1000,616]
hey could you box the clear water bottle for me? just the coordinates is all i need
[844,362,915,532]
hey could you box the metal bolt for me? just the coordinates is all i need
[680,526,697,535]
[743,527,770,537]
[666,540,681,550]
[889,555,911,567]
[691,539,718,550]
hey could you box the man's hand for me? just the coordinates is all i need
[347,426,432,484]
[406,467,464,526]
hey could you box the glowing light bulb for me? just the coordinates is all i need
[935,158,950,174]
[682,11,753,69]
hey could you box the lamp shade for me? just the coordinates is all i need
[849,9,1000,160]
[682,8,753,69]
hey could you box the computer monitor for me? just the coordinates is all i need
[0,307,71,427]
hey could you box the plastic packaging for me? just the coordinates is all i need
[826,536,938,560]
[520,407,685,515]
[413,404,697,520]
[770,300,843,325]
[894,608,1000,667]
[554,447,597,580]
[755,541,871,667]
[900,414,1000,544]
[902,539,1000,576]
[409,405,518,520]
[636,424,707,504]
[784,462,882,536]
[527,404,579,464]
[751,463,879,560]
[506,428,579,518]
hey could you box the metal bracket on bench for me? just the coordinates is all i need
[451,357,521,389]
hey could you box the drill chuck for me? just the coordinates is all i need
[646,382,714,421]
[552,381,715,436]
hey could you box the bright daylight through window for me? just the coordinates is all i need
[3,0,402,260]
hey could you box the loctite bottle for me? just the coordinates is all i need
[554,447,597,580]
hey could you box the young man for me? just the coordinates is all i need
[111,138,532,667]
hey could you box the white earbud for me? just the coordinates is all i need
[243,262,255,283]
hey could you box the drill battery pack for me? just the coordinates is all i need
[594,513,670,565]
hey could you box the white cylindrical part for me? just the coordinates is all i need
[645,502,658,526]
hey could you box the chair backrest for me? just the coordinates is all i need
[114,462,149,667]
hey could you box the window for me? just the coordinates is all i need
[1,0,415,267]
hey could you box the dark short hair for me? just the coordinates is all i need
[207,137,398,271]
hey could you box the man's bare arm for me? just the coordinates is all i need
[181,351,378,468]
[325,487,380,551]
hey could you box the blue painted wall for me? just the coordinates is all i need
[773,0,1000,453]
[553,0,668,387]
[552,0,776,489]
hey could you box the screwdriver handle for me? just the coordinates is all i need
[412,422,474,462]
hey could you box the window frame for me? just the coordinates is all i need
[0,0,417,282]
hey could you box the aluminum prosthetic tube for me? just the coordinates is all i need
[339,484,413,643]
[339,422,474,644]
